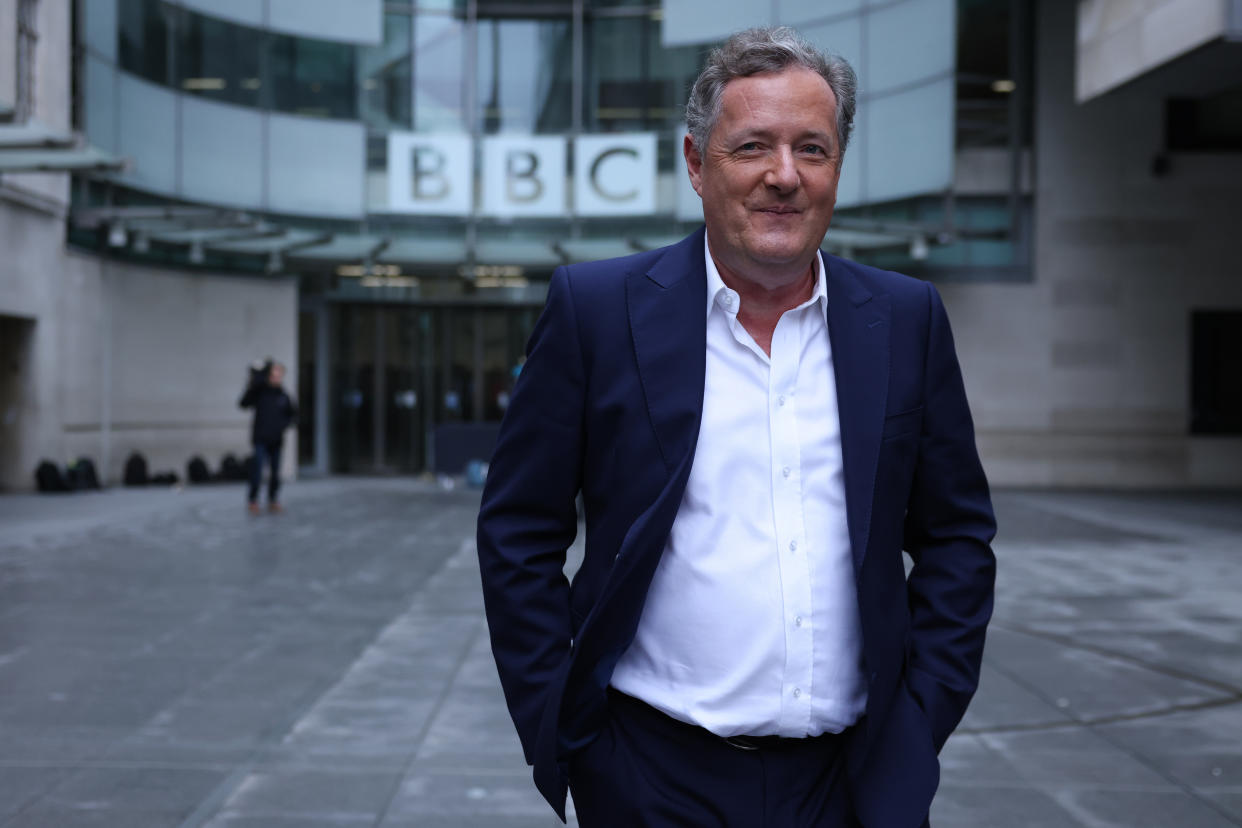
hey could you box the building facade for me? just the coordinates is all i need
[1,0,1239,488]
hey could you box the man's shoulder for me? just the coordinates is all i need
[822,252,929,300]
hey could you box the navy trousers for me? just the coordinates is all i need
[569,690,862,828]
[248,441,283,505]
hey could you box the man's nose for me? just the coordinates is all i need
[763,147,800,192]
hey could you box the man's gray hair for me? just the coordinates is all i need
[686,27,858,161]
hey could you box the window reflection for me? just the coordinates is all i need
[269,34,358,119]
[117,0,168,85]
[359,13,413,130]
[477,17,572,134]
[585,14,702,134]
[177,11,263,107]
[413,12,466,131]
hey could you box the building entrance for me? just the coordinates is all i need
[320,303,538,475]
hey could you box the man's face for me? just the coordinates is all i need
[269,364,284,386]
[686,67,842,284]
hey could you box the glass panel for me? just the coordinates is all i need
[117,0,169,85]
[412,11,467,131]
[84,0,118,62]
[298,311,317,466]
[359,13,413,130]
[585,15,701,134]
[332,306,376,472]
[267,0,383,45]
[266,114,367,217]
[268,31,358,119]
[176,10,263,107]
[480,310,509,422]
[116,73,177,194]
[477,17,573,134]
[437,308,476,423]
[180,95,264,206]
[863,77,954,203]
[384,308,426,471]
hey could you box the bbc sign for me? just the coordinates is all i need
[386,132,660,217]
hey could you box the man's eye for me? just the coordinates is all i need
[802,145,825,155]
[737,142,760,152]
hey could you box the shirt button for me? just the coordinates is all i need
[778,395,786,406]
[782,466,791,478]
[793,688,801,698]
[789,540,798,552]
[795,616,803,627]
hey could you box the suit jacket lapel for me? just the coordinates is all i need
[557,231,707,745]
[626,227,708,474]
[825,256,891,572]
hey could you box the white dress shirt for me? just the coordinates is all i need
[610,237,868,737]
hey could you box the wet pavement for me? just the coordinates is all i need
[0,479,1239,827]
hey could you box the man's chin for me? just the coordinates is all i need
[742,240,817,269]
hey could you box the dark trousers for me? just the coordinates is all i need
[569,690,860,828]
[248,441,282,504]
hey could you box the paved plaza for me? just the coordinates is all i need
[0,478,1239,827]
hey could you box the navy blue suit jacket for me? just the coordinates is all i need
[477,227,996,826]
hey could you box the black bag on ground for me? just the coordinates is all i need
[123,453,149,486]
[35,460,70,493]
[149,470,179,486]
[187,456,210,484]
[220,453,245,481]
[68,457,101,490]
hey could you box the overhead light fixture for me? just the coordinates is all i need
[991,79,1016,94]
[132,233,149,253]
[107,222,127,248]
[266,250,283,273]
[181,78,226,91]
[188,240,205,265]
[909,234,930,261]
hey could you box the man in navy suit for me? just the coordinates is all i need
[477,26,995,827]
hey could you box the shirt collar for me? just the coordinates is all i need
[703,233,828,321]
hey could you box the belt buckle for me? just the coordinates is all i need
[723,735,761,751]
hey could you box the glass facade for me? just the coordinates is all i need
[78,0,1034,473]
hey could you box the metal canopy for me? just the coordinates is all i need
[633,234,689,252]
[559,239,636,263]
[822,228,908,251]
[0,146,124,173]
[72,206,243,229]
[290,234,389,262]
[381,238,469,266]
[148,225,278,246]
[476,239,562,267]
[208,229,329,255]
[0,121,124,173]
[0,121,77,149]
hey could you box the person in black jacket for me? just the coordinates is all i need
[239,360,297,514]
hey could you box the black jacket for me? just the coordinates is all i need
[239,382,297,445]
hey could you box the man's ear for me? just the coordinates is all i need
[684,133,705,197]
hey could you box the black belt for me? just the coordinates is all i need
[607,688,849,753]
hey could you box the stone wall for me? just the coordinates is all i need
[944,0,1242,487]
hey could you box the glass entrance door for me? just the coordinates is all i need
[328,302,540,474]
[383,307,427,472]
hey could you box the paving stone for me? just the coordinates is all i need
[38,767,228,813]
[212,768,402,820]
[931,783,1086,828]
[978,726,1173,787]
[0,480,1239,825]
[1050,788,1241,828]
[1092,706,1242,792]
